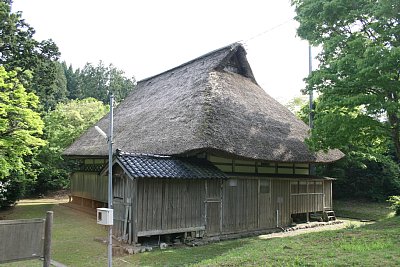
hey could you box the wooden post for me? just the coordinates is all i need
[131,179,138,244]
[43,211,53,267]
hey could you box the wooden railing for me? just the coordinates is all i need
[290,193,324,214]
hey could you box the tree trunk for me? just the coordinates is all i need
[388,111,400,163]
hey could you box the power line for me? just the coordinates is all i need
[240,18,294,45]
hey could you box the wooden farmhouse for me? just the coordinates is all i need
[63,43,344,244]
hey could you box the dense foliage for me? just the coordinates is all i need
[388,195,400,215]
[0,66,45,206]
[0,1,134,207]
[34,98,109,194]
[0,66,45,179]
[0,0,64,110]
[63,61,136,104]
[292,0,400,199]
[292,0,400,161]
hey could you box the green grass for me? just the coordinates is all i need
[1,199,107,267]
[1,199,399,266]
[334,199,394,220]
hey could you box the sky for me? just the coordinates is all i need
[12,0,314,104]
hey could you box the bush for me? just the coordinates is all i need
[0,179,25,209]
[387,196,400,216]
[320,156,400,201]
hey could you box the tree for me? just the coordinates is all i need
[292,0,400,163]
[0,66,45,206]
[0,66,45,179]
[285,95,308,115]
[34,98,109,193]
[62,62,80,99]
[72,61,135,103]
[0,0,64,110]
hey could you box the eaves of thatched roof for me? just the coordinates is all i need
[63,43,344,163]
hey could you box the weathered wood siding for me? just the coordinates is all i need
[291,194,324,214]
[271,180,291,227]
[222,178,258,233]
[0,219,44,263]
[258,179,274,228]
[324,180,333,209]
[136,179,205,236]
[112,175,135,243]
[205,179,222,236]
[70,172,107,202]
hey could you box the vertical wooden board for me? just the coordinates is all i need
[157,179,164,230]
[168,180,174,230]
[137,179,144,231]
[223,179,240,232]
[324,180,332,208]
[146,180,153,230]
[179,180,184,228]
[243,179,249,229]
[205,179,221,235]
[145,180,151,231]
[131,179,138,243]
[283,180,291,225]
[152,179,158,229]
[138,179,144,231]
[0,220,44,262]
[252,179,258,229]
[161,180,168,230]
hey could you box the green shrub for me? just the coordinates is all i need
[387,196,400,215]
[0,178,25,209]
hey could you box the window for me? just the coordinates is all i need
[228,179,237,187]
[315,181,323,193]
[299,181,307,193]
[260,180,270,194]
[291,181,298,194]
[308,181,315,193]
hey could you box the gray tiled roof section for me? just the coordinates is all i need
[117,154,227,179]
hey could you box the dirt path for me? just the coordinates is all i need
[258,219,371,239]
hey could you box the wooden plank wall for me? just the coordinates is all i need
[291,194,324,214]
[70,172,108,202]
[324,180,333,209]
[136,179,205,235]
[0,219,44,263]
[258,179,274,229]
[205,179,222,236]
[271,180,291,227]
[222,178,258,234]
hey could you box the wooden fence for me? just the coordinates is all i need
[0,211,53,266]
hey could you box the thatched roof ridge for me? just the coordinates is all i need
[63,43,343,163]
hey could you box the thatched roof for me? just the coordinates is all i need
[64,43,343,163]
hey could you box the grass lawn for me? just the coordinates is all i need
[0,198,399,266]
[334,199,393,220]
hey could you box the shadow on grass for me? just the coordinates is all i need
[120,238,252,267]
[0,203,56,220]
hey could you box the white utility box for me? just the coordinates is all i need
[97,208,113,225]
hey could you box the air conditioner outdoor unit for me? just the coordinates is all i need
[97,208,113,225]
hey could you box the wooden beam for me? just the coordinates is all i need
[138,226,205,237]
[131,179,138,244]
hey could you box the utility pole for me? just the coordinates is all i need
[107,94,114,267]
[95,94,114,267]
[308,45,313,129]
[308,45,316,176]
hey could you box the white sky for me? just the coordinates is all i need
[12,0,315,103]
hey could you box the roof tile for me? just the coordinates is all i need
[117,153,226,179]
